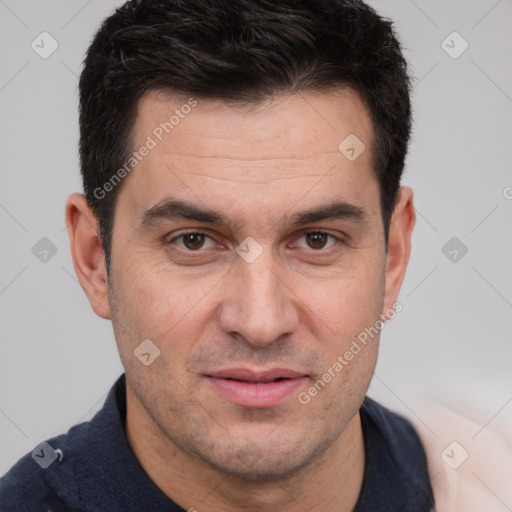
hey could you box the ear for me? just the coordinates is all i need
[65,193,111,319]
[381,186,415,320]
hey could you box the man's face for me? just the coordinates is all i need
[107,89,390,479]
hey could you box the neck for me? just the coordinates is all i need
[126,385,365,512]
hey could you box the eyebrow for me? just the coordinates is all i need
[138,198,368,231]
[287,201,367,226]
[139,199,241,231]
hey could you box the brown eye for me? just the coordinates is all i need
[182,233,206,250]
[305,232,329,249]
[168,231,217,253]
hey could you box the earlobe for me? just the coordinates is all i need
[381,186,416,320]
[65,193,111,319]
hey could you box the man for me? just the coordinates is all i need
[0,0,434,510]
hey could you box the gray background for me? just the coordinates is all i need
[1,0,511,481]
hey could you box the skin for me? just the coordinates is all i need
[66,88,415,511]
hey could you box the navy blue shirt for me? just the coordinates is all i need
[0,375,434,511]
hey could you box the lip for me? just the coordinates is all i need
[204,368,309,408]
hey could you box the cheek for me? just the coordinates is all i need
[111,256,223,357]
[301,276,382,413]
[296,260,384,340]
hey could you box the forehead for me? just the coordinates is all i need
[133,88,372,164]
[118,88,379,228]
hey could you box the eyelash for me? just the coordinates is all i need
[167,230,344,254]
[291,230,343,252]
[168,230,217,250]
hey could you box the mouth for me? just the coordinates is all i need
[204,368,309,408]
[224,377,289,384]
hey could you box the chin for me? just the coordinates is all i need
[201,435,330,483]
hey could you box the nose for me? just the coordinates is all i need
[218,251,300,348]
